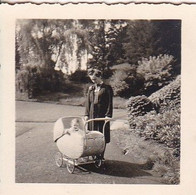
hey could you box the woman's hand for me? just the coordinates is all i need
[105,116,111,122]
[84,116,88,121]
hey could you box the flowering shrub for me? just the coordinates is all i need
[137,54,175,96]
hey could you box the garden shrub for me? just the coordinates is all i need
[38,67,67,92]
[128,108,180,157]
[149,75,181,113]
[16,65,67,98]
[68,70,90,83]
[16,65,40,98]
[127,77,181,158]
[110,68,144,98]
[137,54,176,96]
[126,95,155,118]
[110,70,130,97]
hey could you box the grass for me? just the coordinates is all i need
[16,91,127,109]
[111,128,180,184]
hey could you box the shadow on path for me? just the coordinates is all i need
[82,160,152,178]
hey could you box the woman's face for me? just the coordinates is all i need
[88,69,103,84]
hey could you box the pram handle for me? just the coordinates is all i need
[81,118,112,148]
[85,117,112,123]
[84,117,112,137]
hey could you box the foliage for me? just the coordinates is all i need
[154,20,181,69]
[16,65,40,98]
[55,27,90,74]
[16,19,181,73]
[123,20,181,65]
[16,19,128,75]
[110,70,130,97]
[149,75,181,113]
[126,95,155,117]
[86,20,127,71]
[123,20,161,64]
[126,81,181,180]
[110,54,178,98]
[112,128,180,184]
[68,70,90,83]
[16,19,181,100]
[127,77,181,158]
[16,65,67,98]
[16,19,68,68]
[110,66,144,98]
[128,108,180,158]
[16,19,90,73]
[137,54,176,96]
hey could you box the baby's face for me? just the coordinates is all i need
[73,123,80,131]
[71,121,80,131]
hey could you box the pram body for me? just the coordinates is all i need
[53,116,111,173]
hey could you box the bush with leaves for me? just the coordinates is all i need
[137,54,176,96]
[128,108,180,157]
[149,75,181,113]
[127,76,181,157]
[38,67,67,93]
[16,65,40,98]
[110,70,130,97]
[68,70,90,83]
[127,95,155,118]
[110,67,144,98]
[16,65,67,98]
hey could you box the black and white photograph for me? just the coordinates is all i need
[15,18,181,184]
[2,3,196,195]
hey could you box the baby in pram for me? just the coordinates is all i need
[54,116,105,162]
[63,118,84,136]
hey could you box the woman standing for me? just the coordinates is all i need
[84,68,113,159]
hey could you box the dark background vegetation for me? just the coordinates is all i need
[15,19,181,99]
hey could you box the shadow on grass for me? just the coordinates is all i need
[82,160,152,178]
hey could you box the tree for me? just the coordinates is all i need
[123,20,161,65]
[16,19,128,74]
[123,20,181,67]
[16,19,74,69]
[153,20,181,75]
[105,20,127,67]
[86,20,127,71]
[55,27,90,74]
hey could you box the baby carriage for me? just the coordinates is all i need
[53,116,111,174]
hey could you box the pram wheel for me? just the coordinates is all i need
[55,152,63,167]
[93,155,102,168]
[66,160,75,174]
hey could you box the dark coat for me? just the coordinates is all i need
[85,83,113,143]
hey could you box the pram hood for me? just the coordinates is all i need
[53,117,64,142]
